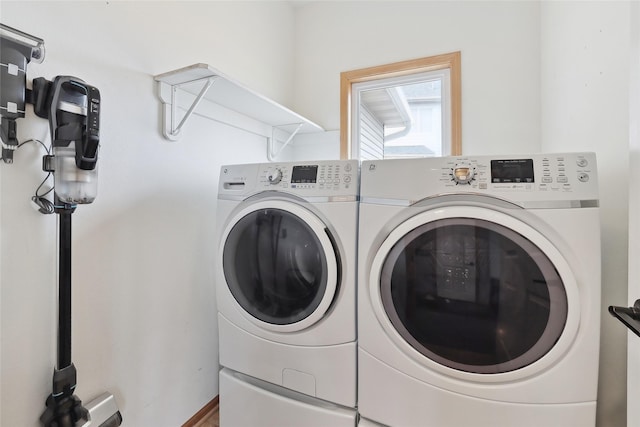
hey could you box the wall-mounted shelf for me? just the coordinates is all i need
[154,63,323,160]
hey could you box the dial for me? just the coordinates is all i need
[451,163,475,185]
[267,168,283,184]
[577,158,589,168]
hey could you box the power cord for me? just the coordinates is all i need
[0,138,55,214]
[32,172,55,214]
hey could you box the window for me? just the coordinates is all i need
[340,52,461,160]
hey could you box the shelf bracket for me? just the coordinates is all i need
[267,122,304,161]
[157,76,217,141]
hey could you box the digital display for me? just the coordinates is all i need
[291,165,318,183]
[490,159,534,183]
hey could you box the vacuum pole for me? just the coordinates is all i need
[40,203,89,427]
[58,208,72,370]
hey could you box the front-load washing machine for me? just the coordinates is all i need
[216,160,359,413]
[358,153,601,427]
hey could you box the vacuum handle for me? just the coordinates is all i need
[78,84,100,170]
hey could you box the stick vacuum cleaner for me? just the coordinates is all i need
[31,76,123,427]
[1,24,122,426]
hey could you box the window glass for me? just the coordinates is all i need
[383,79,444,158]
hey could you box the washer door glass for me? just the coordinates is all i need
[224,207,331,326]
[380,217,568,374]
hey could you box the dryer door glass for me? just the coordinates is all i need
[224,208,332,325]
[380,218,567,374]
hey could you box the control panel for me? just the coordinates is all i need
[438,153,595,193]
[259,162,356,192]
[219,160,359,198]
[361,152,598,203]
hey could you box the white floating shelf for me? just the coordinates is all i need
[154,64,323,159]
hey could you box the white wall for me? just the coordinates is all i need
[540,3,630,427]
[289,131,341,160]
[292,1,542,156]
[0,2,295,426]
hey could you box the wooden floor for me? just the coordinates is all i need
[192,407,219,427]
[183,398,219,427]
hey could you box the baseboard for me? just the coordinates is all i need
[182,396,219,427]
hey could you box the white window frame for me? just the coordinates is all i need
[340,52,461,160]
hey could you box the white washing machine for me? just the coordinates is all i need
[358,153,601,427]
[216,160,359,413]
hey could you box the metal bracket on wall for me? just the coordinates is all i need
[156,75,218,141]
[267,122,304,161]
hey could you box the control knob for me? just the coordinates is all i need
[268,168,283,185]
[451,163,475,185]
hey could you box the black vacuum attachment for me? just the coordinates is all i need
[0,23,44,163]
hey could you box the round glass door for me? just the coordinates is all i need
[380,216,568,374]
[223,203,338,328]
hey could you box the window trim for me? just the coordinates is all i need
[340,52,462,159]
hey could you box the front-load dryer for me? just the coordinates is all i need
[216,160,359,409]
[358,153,601,427]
